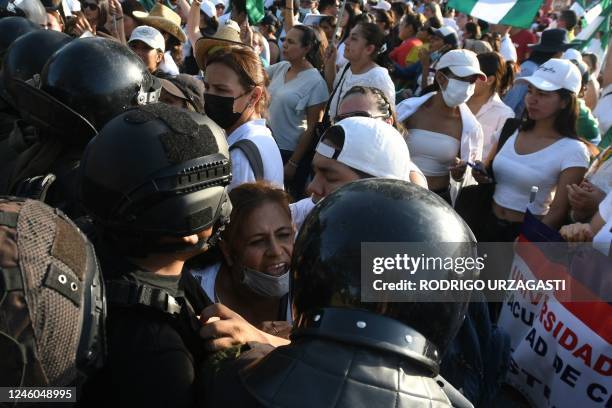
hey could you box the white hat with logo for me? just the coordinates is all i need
[128,25,165,52]
[515,58,582,94]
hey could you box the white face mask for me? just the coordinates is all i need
[440,75,475,107]
[242,266,289,297]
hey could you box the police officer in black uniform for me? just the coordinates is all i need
[78,103,232,408]
[0,29,71,192]
[3,37,160,217]
[200,179,477,407]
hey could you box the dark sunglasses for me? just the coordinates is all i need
[442,72,480,84]
[332,111,388,124]
[84,2,99,10]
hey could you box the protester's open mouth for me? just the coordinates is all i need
[265,262,288,276]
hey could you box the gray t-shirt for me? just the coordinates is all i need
[267,61,329,151]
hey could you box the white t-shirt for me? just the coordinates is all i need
[267,61,329,151]
[499,33,517,63]
[328,65,396,120]
[593,191,612,256]
[475,93,515,158]
[227,119,284,190]
[492,132,589,215]
[289,197,316,233]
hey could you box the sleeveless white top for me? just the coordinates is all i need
[406,129,460,176]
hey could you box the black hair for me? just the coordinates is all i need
[340,2,358,43]
[402,12,423,34]
[521,88,579,138]
[318,0,336,13]
[292,25,325,70]
[232,0,247,15]
[200,13,219,36]
[560,9,578,30]
[477,52,515,96]
[341,85,402,132]
[372,9,393,31]
[464,21,480,40]
[390,2,407,21]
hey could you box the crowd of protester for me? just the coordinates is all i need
[0,0,610,405]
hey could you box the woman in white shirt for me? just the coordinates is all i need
[323,22,396,120]
[267,25,329,198]
[190,182,293,348]
[397,49,485,203]
[467,52,515,158]
[203,46,284,190]
[475,59,590,241]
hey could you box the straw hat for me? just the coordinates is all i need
[194,19,250,69]
[133,4,186,43]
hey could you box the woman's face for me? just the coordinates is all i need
[343,26,372,61]
[46,11,63,31]
[204,62,251,111]
[129,41,162,73]
[423,5,433,18]
[230,202,294,277]
[83,1,100,24]
[398,19,414,40]
[428,35,444,51]
[282,28,308,62]
[416,25,429,41]
[123,15,139,38]
[340,10,349,28]
[525,85,566,121]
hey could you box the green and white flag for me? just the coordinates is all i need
[447,0,544,28]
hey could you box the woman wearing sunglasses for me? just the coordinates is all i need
[397,49,485,203]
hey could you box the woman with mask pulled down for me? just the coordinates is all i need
[397,49,484,203]
[190,182,294,350]
[203,46,284,190]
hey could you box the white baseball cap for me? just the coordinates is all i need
[129,25,165,52]
[372,0,391,11]
[200,0,216,17]
[436,49,486,80]
[315,117,412,180]
[562,48,583,63]
[515,58,582,94]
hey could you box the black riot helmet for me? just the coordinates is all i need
[0,16,39,63]
[291,179,477,373]
[79,103,232,254]
[0,0,47,25]
[2,29,71,103]
[40,37,161,131]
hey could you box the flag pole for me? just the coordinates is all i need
[333,0,347,45]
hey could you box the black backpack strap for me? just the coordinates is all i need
[496,118,521,155]
[321,63,352,128]
[230,139,264,181]
[105,280,182,315]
